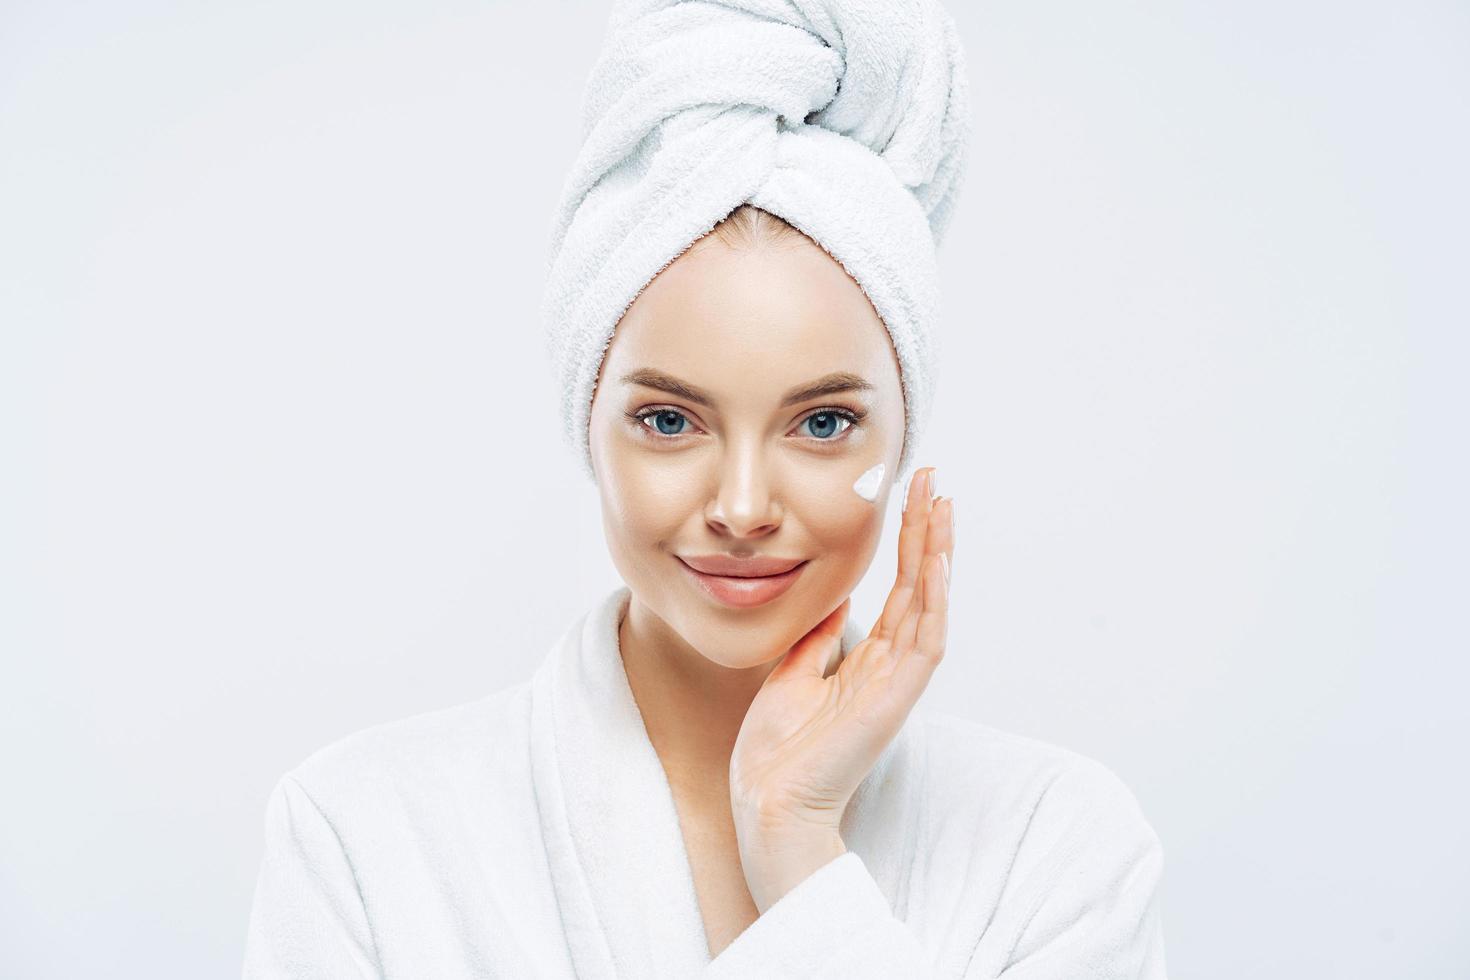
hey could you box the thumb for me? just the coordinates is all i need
[774,597,851,681]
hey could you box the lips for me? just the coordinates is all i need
[677,556,809,609]
[679,554,805,577]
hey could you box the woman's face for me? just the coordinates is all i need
[587,230,906,669]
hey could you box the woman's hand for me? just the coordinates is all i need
[728,466,954,908]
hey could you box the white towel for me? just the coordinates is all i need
[540,0,973,487]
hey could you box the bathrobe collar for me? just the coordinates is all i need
[528,584,908,978]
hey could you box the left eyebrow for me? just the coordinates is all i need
[619,368,875,408]
[777,371,876,407]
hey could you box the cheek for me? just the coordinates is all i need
[792,466,885,558]
[602,463,665,537]
[597,453,694,573]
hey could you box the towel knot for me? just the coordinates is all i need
[571,0,970,244]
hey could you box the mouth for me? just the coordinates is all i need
[677,557,809,609]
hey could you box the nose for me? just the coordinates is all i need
[704,439,781,539]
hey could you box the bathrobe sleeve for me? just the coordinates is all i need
[702,761,1166,979]
[242,774,382,980]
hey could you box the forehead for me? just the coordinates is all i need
[604,238,896,394]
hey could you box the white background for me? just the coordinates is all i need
[3,1,1466,976]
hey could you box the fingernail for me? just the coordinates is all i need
[927,468,936,498]
[940,552,950,587]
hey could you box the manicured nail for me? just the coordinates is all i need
[940,552,950,587]
[927,468,936,498]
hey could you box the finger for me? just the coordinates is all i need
[889,553,949,710]
[893,496,953,655]
[915,550,950,658]
[898,468,937,584]
[932,496,955,575]
[875,467,936,640]
[774,596,850,681]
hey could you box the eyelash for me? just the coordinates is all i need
[624,406,866,444]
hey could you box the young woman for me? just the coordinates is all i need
[244,2,1167,977]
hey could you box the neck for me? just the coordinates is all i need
[617,597,778,798]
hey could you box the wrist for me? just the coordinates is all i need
[738,828,847,915]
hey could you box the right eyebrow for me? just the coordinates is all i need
[619,369,716,407]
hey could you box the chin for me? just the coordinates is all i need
[689,637,788,671]
[678,600,824,670]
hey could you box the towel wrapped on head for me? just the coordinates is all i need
[540,0,973,488]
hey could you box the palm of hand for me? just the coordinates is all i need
[729,468,956,835]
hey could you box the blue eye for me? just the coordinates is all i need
[626,407,863,441]
[800,410,854,440]
[640,409,691,437]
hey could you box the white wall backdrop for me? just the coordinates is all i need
[3,1,1465,976]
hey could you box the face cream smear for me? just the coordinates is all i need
[852,462,885,502]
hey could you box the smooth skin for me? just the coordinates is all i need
[587,223,956,926]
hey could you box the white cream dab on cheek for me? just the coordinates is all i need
[851,462,885,502]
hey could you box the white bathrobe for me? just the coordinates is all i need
[242,585,1167,978]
